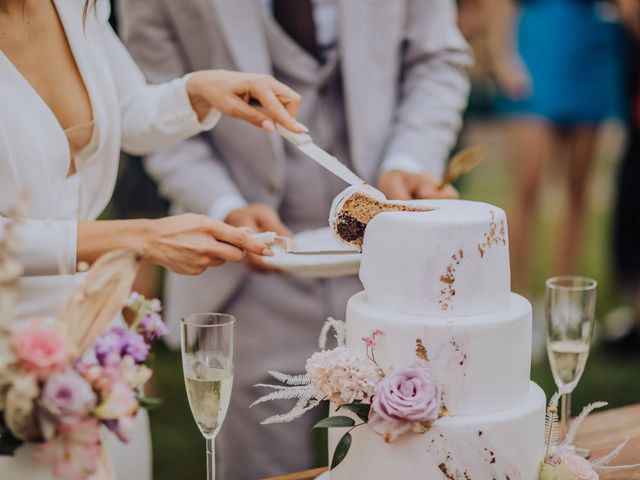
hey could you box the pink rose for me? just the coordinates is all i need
[12,321,67,380]
[369,361,441,443]
[560,454,599,480]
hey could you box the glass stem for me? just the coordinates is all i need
[560,392,572,443]
[206,437,215,480]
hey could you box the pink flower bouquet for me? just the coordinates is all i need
[0,248,168,480]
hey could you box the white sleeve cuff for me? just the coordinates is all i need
[207,194,248,222]
[13,220,77,276]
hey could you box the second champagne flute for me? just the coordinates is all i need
[181,313,235,480]
[545,275,596,457]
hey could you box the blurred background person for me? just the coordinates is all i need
[118,0,471,478]
[607,0,640,349]
[485,0,626,296]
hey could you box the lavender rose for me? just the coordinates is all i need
[368,361,441,443]
[39,370,97,437]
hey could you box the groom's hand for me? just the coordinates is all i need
[225,204,292,272]
[378,170,458,200]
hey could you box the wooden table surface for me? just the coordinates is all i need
[265,404,640,480]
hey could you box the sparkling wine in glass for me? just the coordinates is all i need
[181,314,235,480]
[546,276,596,457]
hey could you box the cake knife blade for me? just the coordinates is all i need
[274,124,385,198]
[252,232,359,255]
[288,249,360,255]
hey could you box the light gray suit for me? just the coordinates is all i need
[118,1,471,477]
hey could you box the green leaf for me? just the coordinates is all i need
[337,403,370,423]
[312,416,355,429]
[330,432,352,470]
[137,395,163,409]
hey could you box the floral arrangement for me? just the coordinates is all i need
[252,318,446,469]
[539,392,640,479]
[0,215,167,480]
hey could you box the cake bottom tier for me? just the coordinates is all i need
[328,382,546,480]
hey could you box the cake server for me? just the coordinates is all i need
[438,145,488,189]
[273,124,386,199]
[252,232,359,255]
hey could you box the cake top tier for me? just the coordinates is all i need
[357,198,512,316]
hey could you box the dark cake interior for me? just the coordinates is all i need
[334,192,430,247]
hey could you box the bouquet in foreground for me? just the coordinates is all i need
[0,217,167,479]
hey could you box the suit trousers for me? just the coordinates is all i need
[217,273,362,479]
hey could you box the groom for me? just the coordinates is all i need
[118,0,471,477]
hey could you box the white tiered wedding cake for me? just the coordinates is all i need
[327,198,546,479]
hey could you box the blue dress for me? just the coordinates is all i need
[496,0,626,125]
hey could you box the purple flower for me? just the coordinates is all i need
[368,361,441,443]
[95,327,127,365]
[95,327,149,365]
[39,370,97,437]
[121,331,149,363]
[139,312,168,342]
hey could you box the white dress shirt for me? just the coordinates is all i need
[0,0,219,319]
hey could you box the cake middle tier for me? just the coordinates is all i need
[347,292,532,416]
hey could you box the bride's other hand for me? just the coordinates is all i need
[186,70,305,133]
[141,214,274,275]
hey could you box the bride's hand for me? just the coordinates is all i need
[141,214,273,275]
[186,70,305,133]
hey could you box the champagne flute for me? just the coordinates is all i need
[181,314,235,480]
[545,276,596,457]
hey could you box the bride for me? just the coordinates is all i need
[0,0,304,478]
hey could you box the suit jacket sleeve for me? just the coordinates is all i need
[382,0,473,178]
[116,0,246,217]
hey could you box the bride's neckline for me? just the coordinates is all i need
[0,0,97,175]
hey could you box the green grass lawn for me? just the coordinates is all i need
[146,120,640,479]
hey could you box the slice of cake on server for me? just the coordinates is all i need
[254,187,546,479]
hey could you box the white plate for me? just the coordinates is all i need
[316,472,330,480]
[262,227,360,278]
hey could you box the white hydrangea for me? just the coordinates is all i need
[305,346,380,404]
